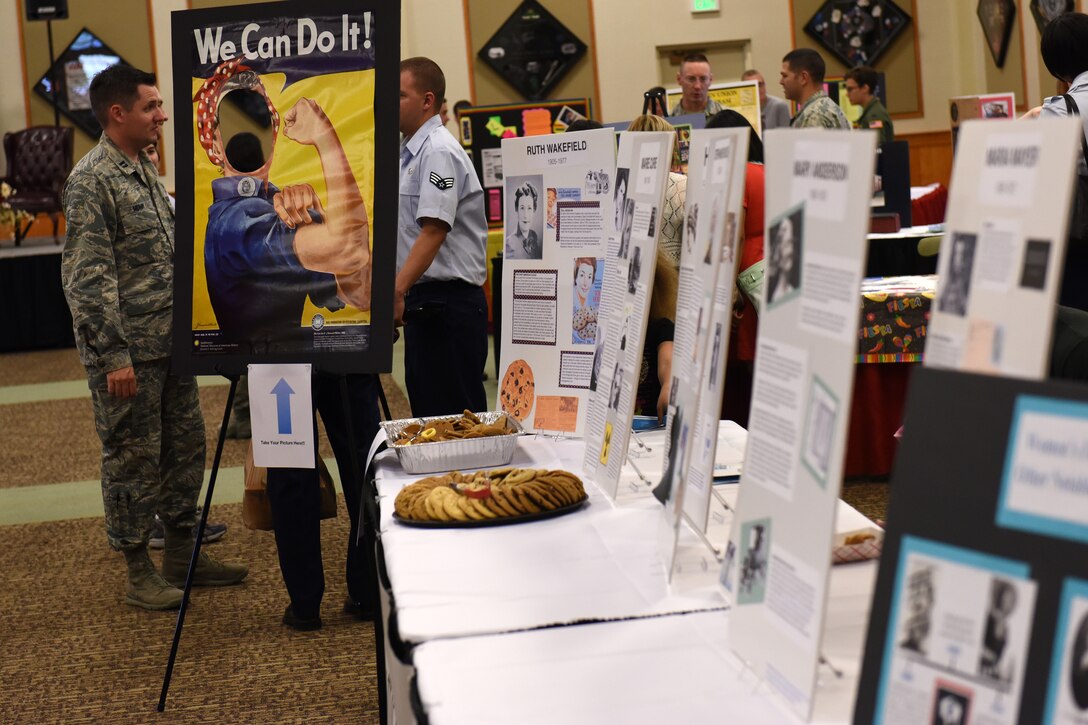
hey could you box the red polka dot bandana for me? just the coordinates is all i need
[193,58,280,168]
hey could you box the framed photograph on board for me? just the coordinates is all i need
[977,0,1017,69]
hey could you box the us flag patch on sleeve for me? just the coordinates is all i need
[429,172,454,189]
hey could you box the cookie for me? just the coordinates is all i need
[500,359,536,422]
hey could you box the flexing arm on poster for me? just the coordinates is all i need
[279,97,371,309]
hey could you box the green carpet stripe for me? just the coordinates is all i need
[0,375,230,406]
[0,457,343,527]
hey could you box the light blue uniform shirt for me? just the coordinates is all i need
[1041,69,1088,176]
[398,113,488,286]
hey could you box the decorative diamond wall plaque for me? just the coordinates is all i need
[477,0,587,101]
[1030,0,1073,34]
[803,0,912,68]
[977,0,1017,69]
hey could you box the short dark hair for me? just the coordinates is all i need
[782,48,826,85]
[453,99,472,116]
[564,119,603,132]
[705,109,764,164]
[845,66,879,94]
[90,64,156,128]
[1041,12,1088,83]
[514,182,538,210]
[681,53,710,69]
[401,57,446,105]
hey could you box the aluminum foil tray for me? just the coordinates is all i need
[380,412,523,474]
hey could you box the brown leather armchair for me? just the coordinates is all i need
[3,125,74,246]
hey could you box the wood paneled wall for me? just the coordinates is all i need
[902,130,953,188]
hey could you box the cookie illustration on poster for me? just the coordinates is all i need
[500,359,536,424]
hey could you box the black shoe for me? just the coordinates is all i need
[283,604,322,631]
[343,596,378,622]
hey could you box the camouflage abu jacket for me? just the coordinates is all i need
[791,90,851,130]
[61,135,176,381]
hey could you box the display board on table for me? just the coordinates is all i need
[665,80,762,136]
[170,0,398,376]
[495,128,617,436]
[655,128,749,573]
[723,127,878,720]
[581,131,674,499]
[457,99,592,228]
[603,113,705,174]
[855,367,1088,725]
[925,117,1079,379]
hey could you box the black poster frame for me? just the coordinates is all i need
[855,368,1088,723]
[170,0,398,376]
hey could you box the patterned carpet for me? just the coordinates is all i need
[0,504,381,723]
[0,349,415,722]
[0,348,887,722]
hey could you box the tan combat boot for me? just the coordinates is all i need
[124,547,184,610]
[161,524,249,587]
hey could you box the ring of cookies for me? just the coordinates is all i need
[394,468,587,525]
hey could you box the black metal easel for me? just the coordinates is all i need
[157,373,238,711]
[157,371,392,712]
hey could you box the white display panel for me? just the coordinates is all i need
[497,129,617,435]
[726,128,878,720]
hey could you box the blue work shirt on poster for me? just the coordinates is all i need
[204,176,342,350]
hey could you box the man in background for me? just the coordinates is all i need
[671,53,723,118]
[780,48,851,130]
[397,57,488,417]
[62,64,247,611]
[741,69,791,130]
[845,66,894,143]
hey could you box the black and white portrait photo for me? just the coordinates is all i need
[505,174,544,260]
[938,232,977,316]
[618,198,635,259]
[613,167,630,233]
[979,578,1019,682]
[627,244,642,295]
[899,566,935,655]
[608,362,624,411]
[766,204,804,307]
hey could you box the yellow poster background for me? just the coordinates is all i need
[190,68,375,332]
[666,80,762,136]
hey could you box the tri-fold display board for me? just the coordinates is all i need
[723,128,878,720]
[582,131,675,497]
[855,368,1088,725]
[495,129,617,436]
[926,117,1080,379]
[657,127,749,573]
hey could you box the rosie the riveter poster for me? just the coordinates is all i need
[171,0,398,375]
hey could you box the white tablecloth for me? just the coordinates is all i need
[373,426,880,722]
[375,436,729,643]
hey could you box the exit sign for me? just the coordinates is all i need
[693,0,719,12]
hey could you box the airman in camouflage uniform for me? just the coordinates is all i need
[780,48,852,131]
[791,90,852,130]
[61,64,246,611]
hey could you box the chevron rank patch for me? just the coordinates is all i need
[429,172,454,190]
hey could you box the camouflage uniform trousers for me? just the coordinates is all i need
[89,358,205,551]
